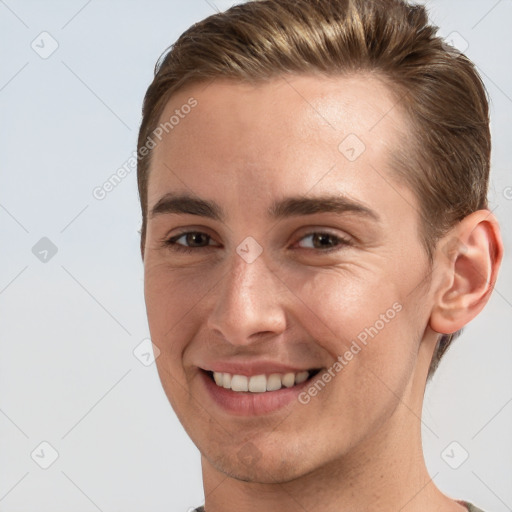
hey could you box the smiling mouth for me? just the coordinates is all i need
[203,368,322,393]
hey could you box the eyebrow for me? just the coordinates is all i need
[150,193,380,222]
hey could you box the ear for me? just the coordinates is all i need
[429,210,503,335]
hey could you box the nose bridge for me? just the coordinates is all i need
[207,249,286,344]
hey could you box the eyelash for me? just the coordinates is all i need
[163,231,352,254]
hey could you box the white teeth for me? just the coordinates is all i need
[211,370,312,393]
[248,374,267,393]
[222,373,231,389]
[266,373,282,391]
[231,374,248,392]
[295,371,309,384]
[282,372,295,388]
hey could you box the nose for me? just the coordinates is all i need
[207,251,287,346]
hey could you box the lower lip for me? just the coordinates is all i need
[199,370,316,416]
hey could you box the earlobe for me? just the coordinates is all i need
[429,210,503,335]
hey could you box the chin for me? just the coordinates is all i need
[203,439,322,484]
[215,457,307,484]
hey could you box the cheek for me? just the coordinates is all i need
[291,270,418,436]
[276,264,403,347]
[144,263,212,413]
[143,260,213,351]
[277,265,419,396]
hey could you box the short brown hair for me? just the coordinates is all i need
[137,0,491,377]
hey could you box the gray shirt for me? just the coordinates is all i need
[193,501,485,511]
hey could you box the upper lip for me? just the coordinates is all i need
[199,360,320,376]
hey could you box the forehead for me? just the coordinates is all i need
[148,74,413,219]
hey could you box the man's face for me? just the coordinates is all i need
[143,75,437,482]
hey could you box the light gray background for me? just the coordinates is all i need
[0,1,511,511]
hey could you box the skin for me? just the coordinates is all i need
[142,75,503,512]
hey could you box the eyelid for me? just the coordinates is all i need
[293,231,352,251]
[163,230,221,250]
[161,224,219,243]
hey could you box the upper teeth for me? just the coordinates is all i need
[212,371,310,393]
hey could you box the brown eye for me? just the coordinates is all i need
[297,232,350,251]
[164,231,217,254]
[181,232,211,247]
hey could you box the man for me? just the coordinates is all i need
[137,0,503,510]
